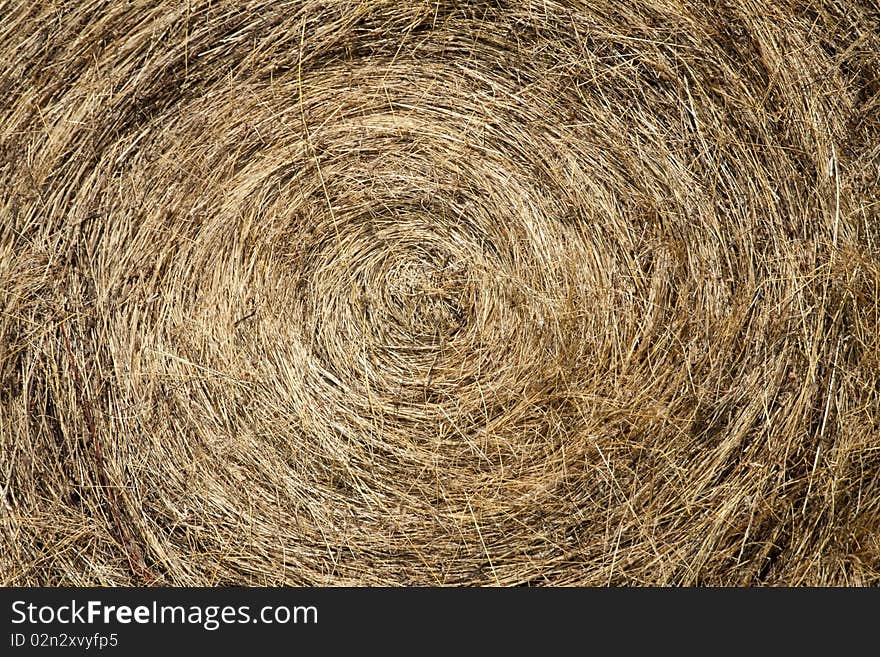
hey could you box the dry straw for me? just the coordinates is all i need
[1,0,879,585]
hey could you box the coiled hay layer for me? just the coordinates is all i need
[1,0,879,585]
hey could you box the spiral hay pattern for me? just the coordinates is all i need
[2,1,879,585]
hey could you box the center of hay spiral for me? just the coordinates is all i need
[382,248,468,340]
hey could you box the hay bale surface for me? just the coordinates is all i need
[1,0,879,585]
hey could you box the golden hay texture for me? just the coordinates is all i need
[1,0,879,586]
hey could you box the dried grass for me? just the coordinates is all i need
[1,0,879,585]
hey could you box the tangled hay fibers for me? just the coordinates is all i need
[1,0,879,587]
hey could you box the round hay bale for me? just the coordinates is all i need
[1,0,879,585]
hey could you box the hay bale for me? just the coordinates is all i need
[1,0,879,585]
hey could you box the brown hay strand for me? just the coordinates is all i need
[1,0,879,586]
